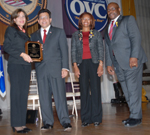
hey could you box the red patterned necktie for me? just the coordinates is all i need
[43,29,47,44]
[109,21,114,40]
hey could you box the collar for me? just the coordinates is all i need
[18,26,25,33]
[111,15,120,24]
[41,25,51,34]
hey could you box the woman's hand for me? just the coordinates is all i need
[73,63,80,78]
[74,66,80,78]
[97,65,103,77]
[20,52,33,63]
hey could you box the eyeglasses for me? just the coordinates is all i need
[107,7,117,12]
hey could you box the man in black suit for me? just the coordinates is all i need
[105,2,147,127]
[31,9,71,131]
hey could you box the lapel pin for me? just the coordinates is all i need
[114,22,118,27]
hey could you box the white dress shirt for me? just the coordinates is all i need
[108,15,120,33]
[40,25,51,39]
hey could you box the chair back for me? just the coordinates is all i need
[29,70,38,94]
[69,72,80,96]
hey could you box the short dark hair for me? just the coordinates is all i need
[10,8,28,32]
[38,9,51,19]
[78,12,95,30]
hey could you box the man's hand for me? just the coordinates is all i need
[37,40,43,50]
[41,44,43,50]
[130,58,138,68]
[107,66,114,75]
[61,69,68,78]
[20,52,33,63]
[97,65,103,77]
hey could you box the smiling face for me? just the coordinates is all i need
[13,11,26,28]
[38,12,52,29]
[107,3,121,20]
[81,14,91,29]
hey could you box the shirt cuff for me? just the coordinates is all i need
[62,68,69,71]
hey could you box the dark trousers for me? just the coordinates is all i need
[8,64,31,127]
[79,59,102,123]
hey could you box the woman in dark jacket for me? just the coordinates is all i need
[71,12,104,127]
[3,8,32,133]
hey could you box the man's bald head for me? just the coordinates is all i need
[108,2,119,8]
[107,2,121,20]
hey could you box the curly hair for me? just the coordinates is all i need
[78,12,95,30]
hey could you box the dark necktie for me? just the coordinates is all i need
[43,29,47,44]
[109,21,114,40]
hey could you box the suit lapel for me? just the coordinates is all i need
[77,30,83,47]
[105,24,111,43]
[38,26,53,44]
[89,30,95,44]
[44,26,53,44]
[17,31,29,41]
[37,29,43,43]
[112,15,123,39]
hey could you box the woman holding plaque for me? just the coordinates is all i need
[71,12,104,127]
[3,9,32,133]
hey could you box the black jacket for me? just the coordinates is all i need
[3,26,30,65]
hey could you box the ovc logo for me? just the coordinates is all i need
[65,0,108,31]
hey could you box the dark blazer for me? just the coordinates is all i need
[71,29,104,64]
[105,15,147,70]
[30,26,69,78]
[3,26,30,65]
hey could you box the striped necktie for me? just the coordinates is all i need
[109,21,114,40]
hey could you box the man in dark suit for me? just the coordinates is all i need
[30,9,72,131]
[105,2,147,127]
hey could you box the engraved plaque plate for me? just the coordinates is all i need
[25,41,43,62]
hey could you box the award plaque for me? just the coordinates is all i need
[25,41,43,62]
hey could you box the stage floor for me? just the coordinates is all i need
[0,103,150,135]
